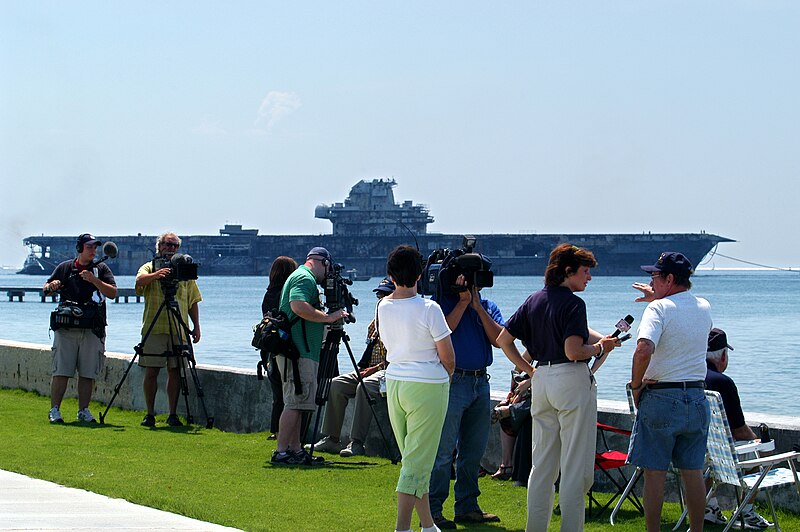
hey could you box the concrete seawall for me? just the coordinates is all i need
[2,339,798,513]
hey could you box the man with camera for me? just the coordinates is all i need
[44,233,117,424]
[429,255,504,528]
[135,232,202,428]
[309,277,394,457]
[271,247,349,465]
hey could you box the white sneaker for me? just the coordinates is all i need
[339,440,366,457]
[48,407,64,424]
[735,505,773,529]
[77,408,96,423]
[305,436,342,454]
[705,503,728,525]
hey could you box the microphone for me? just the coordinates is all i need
[94,241,118,265]
[611,315,634,338]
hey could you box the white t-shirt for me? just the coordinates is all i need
[637,290,712,382]
[378,295,451,384]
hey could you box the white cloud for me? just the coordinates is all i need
[254,91,301,132]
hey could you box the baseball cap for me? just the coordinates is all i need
[641,251,693,277]
[307,247,332,263]
[708,328,734,352]
[373,278,396,294]
[77,233,102,248]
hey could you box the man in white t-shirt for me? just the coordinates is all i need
[627,252,713,532]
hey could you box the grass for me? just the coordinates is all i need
[1,389,797,531]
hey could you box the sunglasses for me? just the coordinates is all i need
[163,242,180,249]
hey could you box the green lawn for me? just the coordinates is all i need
[0,389,796,531]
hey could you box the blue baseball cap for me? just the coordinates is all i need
[373,278,396,294]
[641,251,693,277]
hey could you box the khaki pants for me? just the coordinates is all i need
[322,369,384,442]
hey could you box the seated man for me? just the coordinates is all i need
[704,328,772,529]
[309,278,394,457]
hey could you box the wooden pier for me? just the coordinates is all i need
[1,287,141,303]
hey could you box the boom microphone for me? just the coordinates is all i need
[611,314,634,338]
[94,241,118,265]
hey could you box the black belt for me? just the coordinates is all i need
[452,368,487,377]
[535,359,590,368]
[645,381,705,390]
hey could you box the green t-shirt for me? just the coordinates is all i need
[279,265,325,361]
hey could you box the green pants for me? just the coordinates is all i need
[386,379,449,497]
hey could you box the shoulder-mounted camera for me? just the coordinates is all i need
[422,235,493,298]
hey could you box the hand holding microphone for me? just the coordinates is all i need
[594,315,635,359]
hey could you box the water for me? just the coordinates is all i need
[1,271,797,416]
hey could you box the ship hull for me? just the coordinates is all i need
[19,232,732,277]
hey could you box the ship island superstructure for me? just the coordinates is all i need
[19,179,733,277]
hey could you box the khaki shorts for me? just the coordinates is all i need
[52,328,106,379]
[137,334,188,369]
[275,356,318,411]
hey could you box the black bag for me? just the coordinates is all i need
[50,303,101,331]
[253,309,308,394]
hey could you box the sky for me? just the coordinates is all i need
[1,1,798,270]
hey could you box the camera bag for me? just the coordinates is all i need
[50,303,101,331]
[253,309,309,394]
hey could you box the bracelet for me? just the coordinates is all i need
[594,343,605,359]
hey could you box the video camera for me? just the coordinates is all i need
[422,235,494,297]
[323,263,358,324]
[153,253,199,299]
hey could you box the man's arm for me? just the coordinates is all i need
[189,302,201,343]
[732,423,758,442]
[290,300,348,324]
[471,288,503,347]
[136,268,172,289]
[630,338,655,407]
[444,283,471,332]
[79,270,117,299]
[497,328,535,377]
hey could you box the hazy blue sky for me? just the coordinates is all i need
[2,1,798,270]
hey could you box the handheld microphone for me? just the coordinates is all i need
[611,315,634,338]
[94,241,118,265]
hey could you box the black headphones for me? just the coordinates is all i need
[76,234,89,253]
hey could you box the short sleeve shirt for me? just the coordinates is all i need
[436,293,504,370]
[48,259,116,306]
[505,286,589,363]
[136,261,202,336]
[278,265,325,362]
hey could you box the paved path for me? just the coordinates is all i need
[0,470,239,531]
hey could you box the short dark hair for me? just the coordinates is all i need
[654,270,692,289]
[387,245,422,288]
[544,243,598,287]
[269,256,298,288]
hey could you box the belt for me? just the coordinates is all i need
[452,368,487,377]
[535,359,590,368]
[645,381,705,390]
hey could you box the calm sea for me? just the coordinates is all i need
[1,271,797,416]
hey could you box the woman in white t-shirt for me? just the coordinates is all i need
[378,245,455,532]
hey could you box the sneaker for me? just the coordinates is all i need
[76,408,96,423]
[49,407,64,424]
[339,440,366,457]
[293,449,326,465]
[306,436,342,454]
[733,505,773,529]
[432,515,456,530]
[705,503,728,525]
[140,414,156,427]
[166,414,183,427]
[271,450,302,465]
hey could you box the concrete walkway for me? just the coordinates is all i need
[0,470,240,531]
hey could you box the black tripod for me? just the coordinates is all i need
[99,288,214,428]
[307,320,399,464]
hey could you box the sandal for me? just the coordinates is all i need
[491,465,512,480]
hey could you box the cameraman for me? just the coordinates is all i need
[271,247,349,465]
[44,233,117,424]
[430,266,505,529]
[135,232,202,428]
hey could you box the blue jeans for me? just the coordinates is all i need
[429,373,491,517]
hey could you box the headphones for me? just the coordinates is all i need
[76,234,89,253]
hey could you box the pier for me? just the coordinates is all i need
[1,287,141,303]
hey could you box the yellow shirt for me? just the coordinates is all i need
[136,261,202,336]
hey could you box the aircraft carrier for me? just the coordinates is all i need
[18,179,733,277]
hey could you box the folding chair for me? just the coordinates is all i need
[588,422,644,518]
[699,391,800,532]
[609,384,685,526]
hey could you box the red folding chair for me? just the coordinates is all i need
[588,422,644,518]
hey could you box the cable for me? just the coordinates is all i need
[706,249,799,273]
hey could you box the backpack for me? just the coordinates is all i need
[253,309,308,394]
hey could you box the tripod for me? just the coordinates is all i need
[99,287,214,428]
[307,320,399,464]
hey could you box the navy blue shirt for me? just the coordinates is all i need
[436,293,504,371]
[505,286,589,363]
[705,361,747,431]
